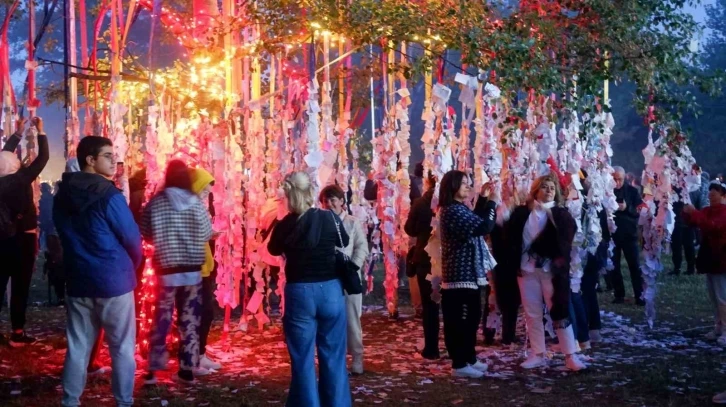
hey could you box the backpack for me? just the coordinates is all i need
[0,200,18,240]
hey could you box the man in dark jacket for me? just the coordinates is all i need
[54,136,142,407]
[670,182,705,276]
[0,117,49,346]
[610,166,645,305]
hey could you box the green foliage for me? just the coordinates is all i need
[286,0,723,125]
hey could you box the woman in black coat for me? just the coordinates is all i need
[404,174,438,359]
[504,174,586,371]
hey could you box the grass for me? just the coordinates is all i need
[1,258,725,406]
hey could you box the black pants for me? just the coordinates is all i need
[671,226,696,274]
[199,276,216,355]
[416,272,440,358]
[611,237,643,300]
[441,288,481,369]
[0,233,38,331]
[581,254,602,330]
[493,267,520,344]
[481,285,496,342]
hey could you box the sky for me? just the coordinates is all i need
[3,1,717,181]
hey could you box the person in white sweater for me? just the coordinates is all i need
[320,184,370,375]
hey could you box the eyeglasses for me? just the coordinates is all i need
[97,153,114,160]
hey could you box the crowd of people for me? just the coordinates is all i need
[1,122,726,406]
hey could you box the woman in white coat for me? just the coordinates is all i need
[320,184,370,375]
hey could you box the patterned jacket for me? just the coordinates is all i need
[439,199,497,289]
[141,188,213,275]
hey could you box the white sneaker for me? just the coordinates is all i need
[589,330,602,343]
[193,366,211,376]
[565,354,587,371]
[452,365,484,379]
[717,336,726,347]
[200,354,222,370]
[579,341,591,351]
[87,366,111,376]
[713,391,726,404]
[469,360,488,372]
[521,354,547,369]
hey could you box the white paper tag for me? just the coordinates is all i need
[432,84,452,103]
[454,73,470,85]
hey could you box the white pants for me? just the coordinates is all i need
[707,274,726,335]
[518,269,577,356]
[346,293,364,357]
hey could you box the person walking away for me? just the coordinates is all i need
[504,174,586,371]
[320,184,369,375]
[189,167,223,374]
[404,174,441,358]
[141,160,212,384]
[0,117,49,346]
[670,184,702,276]
[268,171,351,407]
[54,136,142,406]
[438,170,497,378]
[610,166,645,305]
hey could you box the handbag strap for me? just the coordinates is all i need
[330,211,344,248]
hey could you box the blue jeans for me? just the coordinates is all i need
[62,292,136,407]
[581,253,603,330]
[283,279,350,407]
[568,291,590,344]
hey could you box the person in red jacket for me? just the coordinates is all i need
[684,180,726,405]
[683,180,726,345]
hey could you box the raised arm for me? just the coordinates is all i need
[472,197,497,237]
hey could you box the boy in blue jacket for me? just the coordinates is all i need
[53,136,142,407]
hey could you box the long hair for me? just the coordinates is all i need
[283,171,315,215]
[164,160,192,191]
[528,174,564,206]
[438,170,467,208]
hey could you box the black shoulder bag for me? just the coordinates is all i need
[332,212,363,295]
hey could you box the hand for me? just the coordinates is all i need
[683,205,695,214]
[14,118,27,135]
[480,182,493,199]
[618,201,627,211]
[32,117,44,133]
[211,231,222,240]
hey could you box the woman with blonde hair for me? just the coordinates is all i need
[503,174,586,371]
[268,171,351,407]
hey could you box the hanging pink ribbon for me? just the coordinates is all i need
[0,0,21,115]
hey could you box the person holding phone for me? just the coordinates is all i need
[0,116,50,346]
